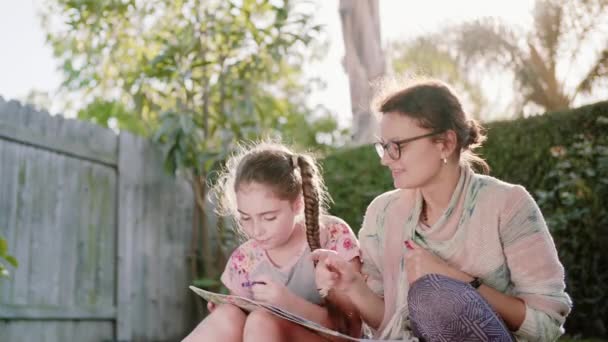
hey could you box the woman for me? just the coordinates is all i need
[313,79,572,341]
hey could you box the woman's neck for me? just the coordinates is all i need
[420,165,462,223]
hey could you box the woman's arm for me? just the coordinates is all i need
[404,241,527,330]
[313,251,385,330]
[343,274,385,330]
[476,283,526,330]
[495,186,571,340]
[447,270,526,330]
[323,258,363,337]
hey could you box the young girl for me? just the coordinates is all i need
[182,142,361,342]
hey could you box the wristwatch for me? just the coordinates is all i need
[469,277,482,289]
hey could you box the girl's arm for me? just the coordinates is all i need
[250,276,333,327]
[280,291,334,327]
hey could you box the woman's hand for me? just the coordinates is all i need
[404,240,470,284]
[313,249,385,330]
[311,249,364,296]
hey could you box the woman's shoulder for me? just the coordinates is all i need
[356,189,413,238]
[366,188,409,212]
[474,173,534,207]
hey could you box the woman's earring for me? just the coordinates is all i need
[442,157,447,165]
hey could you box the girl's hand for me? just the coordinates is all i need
[311,249,364,296]
[404,240,470,284]
[250,276,292,308]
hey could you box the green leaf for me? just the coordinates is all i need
[192,277,221,289]
[0,237,7,257]
[5,255,18,268]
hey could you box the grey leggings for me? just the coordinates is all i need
[408,274,515,342]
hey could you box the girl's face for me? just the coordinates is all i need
[377,112,445,189]
[235,182,301,250]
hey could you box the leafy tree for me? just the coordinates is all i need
[76,99,148,135]
[389,0,608,118]
[451,0,608,114]
[41,0,341,147]
[41,0,344,315]
[389,36,487,119]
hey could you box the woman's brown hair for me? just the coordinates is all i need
[376,78,489,173]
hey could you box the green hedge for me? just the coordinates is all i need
[322,101,608,338]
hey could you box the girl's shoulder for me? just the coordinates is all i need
[320,214,352,230]
[225,239,266,270]
[319,214,358,240]
[319,215,355,239]
[319,215,359,257]
[221,240,267,296]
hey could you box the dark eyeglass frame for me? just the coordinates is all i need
[374,131,445,160]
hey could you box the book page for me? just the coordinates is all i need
[189,285,261,312]
[189,286,399,342]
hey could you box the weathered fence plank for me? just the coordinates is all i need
[117,132,195,341]
[0,97,197,341]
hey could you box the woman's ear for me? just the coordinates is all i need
[438,129,458,157]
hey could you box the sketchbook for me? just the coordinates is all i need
[189,285,399,341]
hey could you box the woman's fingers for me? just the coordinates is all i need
[316,264,337,286]
[325,256,349,273]
[311,248,337,264]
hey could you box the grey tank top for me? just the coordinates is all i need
[250,247,322,304]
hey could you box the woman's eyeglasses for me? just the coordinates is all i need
[374,131,444,160]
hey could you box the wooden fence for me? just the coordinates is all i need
[0,97,198,341]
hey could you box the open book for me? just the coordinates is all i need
[189,285,398,342]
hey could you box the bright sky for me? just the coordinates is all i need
[0,0,536,124]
